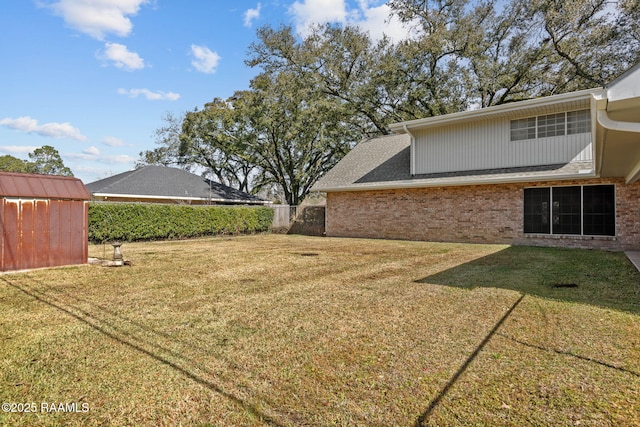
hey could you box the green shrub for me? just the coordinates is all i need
[88,202,274,243]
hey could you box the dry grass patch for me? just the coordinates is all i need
[1,235,639,426]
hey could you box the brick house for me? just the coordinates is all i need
[312,65,640,250]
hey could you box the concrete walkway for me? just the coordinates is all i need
[625,251,640,273]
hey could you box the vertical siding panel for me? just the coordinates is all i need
[34,200,50,268]
[69,201,86,265]
[0,200,3,271]
[21,200,35,270]
[413,116,592,174]
[59,201,72,266]
[487,120,495,168]
[83,201,89,263]
[49,200,61,267]
[3,200,20,271]
[464,123,472,170]
[482,121,490,167]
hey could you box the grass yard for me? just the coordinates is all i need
[1,234,639,426]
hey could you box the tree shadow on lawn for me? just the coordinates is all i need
[413,246,640,426]
[415,245,640,315]
[1,276,286,427]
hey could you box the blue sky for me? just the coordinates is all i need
[0,0,412,184]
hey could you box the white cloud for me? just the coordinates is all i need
[68,150,136,164]
[45,0,150,40]
[83,146,101,156]
[103,136,126,147]
[117,88,181,101]
[190,44,221,74]
[351,2,415,42]
[108,154,136,164]
[0,116,88,142]
[289,0,416,41]
[100,42,145,70]
[0,145,39,156]
[289,0,347,35]
[244,3,262,27]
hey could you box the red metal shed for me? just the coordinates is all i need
[0,172,90,272]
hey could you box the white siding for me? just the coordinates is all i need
[413,117,592,175]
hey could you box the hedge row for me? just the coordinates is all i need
[88,202,274,243]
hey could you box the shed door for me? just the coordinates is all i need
[1,199,42,270]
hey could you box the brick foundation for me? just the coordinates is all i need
[326,178,640,250]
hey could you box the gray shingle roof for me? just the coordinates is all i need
[312,134,412,191]
[86,166,266,204]
[311,134,596,192]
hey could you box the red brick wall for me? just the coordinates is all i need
[325,178,640,250]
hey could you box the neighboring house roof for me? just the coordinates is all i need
[0,171,90,200]
[86,165,267,204]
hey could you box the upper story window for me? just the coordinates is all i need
[510,109,591,141]
[510,117,536,141]
[567,109,591,134]
[537,112,566,138]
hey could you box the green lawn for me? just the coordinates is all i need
[1,235,639,426]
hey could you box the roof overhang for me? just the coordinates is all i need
[390,89,603,133]
[317,167,596,193]
[595,77,640,183]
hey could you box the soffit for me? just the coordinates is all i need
[390,89,601,133]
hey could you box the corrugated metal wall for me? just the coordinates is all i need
[0,198,88,271]
[0,172,90,272]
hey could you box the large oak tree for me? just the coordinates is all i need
[141,0,638,203]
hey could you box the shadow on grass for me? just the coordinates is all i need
[415,293,525,426]
[1,277,285,427]
[415,246,640,315]
[413,246,640,426]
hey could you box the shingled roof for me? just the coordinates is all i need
[312,134,411,191]
[86,166,267,205]
[311,133,595,192]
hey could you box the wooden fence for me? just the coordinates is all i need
[271,205,298,229]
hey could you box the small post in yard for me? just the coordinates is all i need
[112,242,124,266]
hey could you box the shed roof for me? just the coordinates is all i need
[0,171,90,200]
